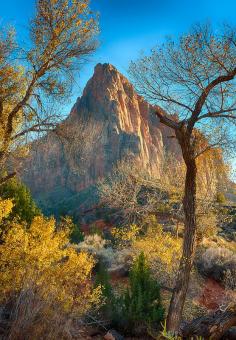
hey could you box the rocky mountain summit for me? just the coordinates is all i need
[20,63,218,216]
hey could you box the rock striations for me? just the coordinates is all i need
[20,63,216,216]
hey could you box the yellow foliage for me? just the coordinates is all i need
[133,226,182,280]
[112,220,182,286]
[0,198,13,222]
[111,224,141,246]
[0,215,100,315]
[0,0,98,178]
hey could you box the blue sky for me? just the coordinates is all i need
[1,0,236,171]
[1,0,236,101]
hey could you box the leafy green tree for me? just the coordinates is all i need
[0,177,40,223]
[94,253,164,335]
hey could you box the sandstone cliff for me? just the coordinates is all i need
[20,63,219,216]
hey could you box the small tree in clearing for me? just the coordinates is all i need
[129,23,236,332]
[120,252,164,334]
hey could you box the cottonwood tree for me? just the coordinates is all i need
[129,24,236,332]
[98,153,185,226]
[0,0,98,183]
[98,157,161,225]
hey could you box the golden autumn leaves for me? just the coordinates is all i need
[0,0,98,178]
[0,200,101,315]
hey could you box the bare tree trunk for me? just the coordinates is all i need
[167,141,197,332]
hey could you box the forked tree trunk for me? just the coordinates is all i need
[166,139,197,332]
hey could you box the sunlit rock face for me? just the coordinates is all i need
[69,63,178,176]
[19,64,189,215]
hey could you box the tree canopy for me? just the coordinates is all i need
[0,0,98,182]
[129,24,236,154]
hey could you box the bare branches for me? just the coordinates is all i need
[57,117,104,175]
[0,0,98,178]
[11,122,56,140]
[98,157,160,225]
[189,67,236,129]
[129,23,236,331]
[129,23,236,156]
[98,153,185,225]
[198,108,236,121]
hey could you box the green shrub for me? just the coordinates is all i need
[70,223,84,243]
[94,261,114,317]
[216,192,226,204]
[94,252,164,335]
[0,177,40,224]
[95,261,113,298]
[121,252,164,332]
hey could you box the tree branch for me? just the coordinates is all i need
[11,122,56,140]
[155,107,180,130]
[198,108,236,121]
[189,67,236,129]
[0,172,16,186]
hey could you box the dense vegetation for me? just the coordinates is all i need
[0,199,101,339]
[0,0,236,338]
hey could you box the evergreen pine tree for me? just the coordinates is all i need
[122,252,164,332]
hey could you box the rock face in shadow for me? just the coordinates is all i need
[20,63,216,216]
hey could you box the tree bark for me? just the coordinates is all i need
[166,133,197,332]
[182,308,236,339]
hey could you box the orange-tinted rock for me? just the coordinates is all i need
[20,64,178,214]
[20,63,219,216]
